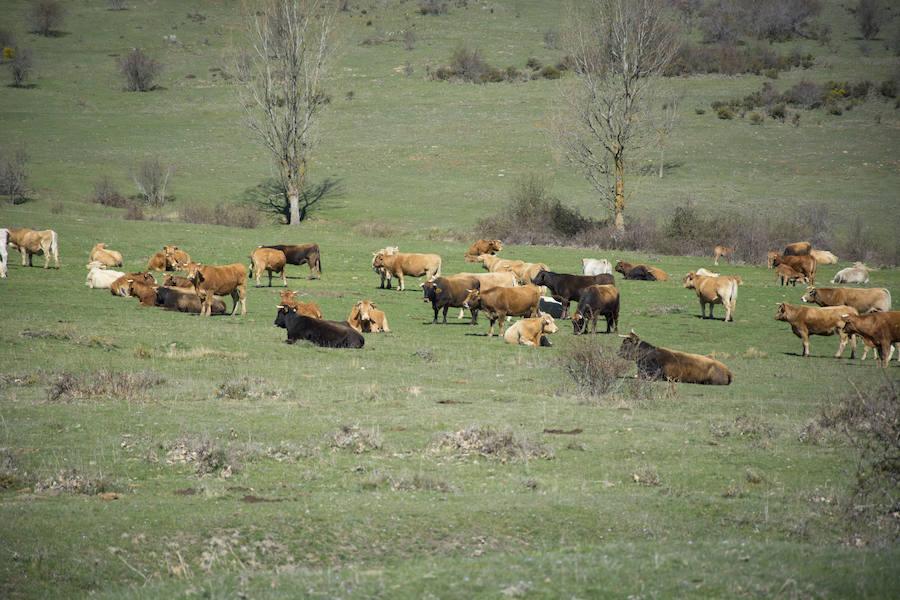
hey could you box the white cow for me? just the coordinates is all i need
[832,263,870,284]
[581,258,612,276]
[0,228,8,278]
[695,268,719,277]
[85,262,125,289]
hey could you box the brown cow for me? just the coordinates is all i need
[615,261,668,281]
[508,261,551,285]
[801,286,891,314]
[713,245,734,266]
[279,290,323,319]
[372,246,399,289]
[464,239,503,262]
[462,283,541,336]
[775,264,809,287]
[249,247,287,287]
[162,274,194,289]
[347,300,390,333]
[147,252,167,271]
[766,250,779,269]
[683,272,739,322]
[89,243,123,267]
[186,263,247,316]
[617,331,732,385]
[259,243,322,279]
[7,228,59,269]
[774,303,859,358]
[110,272,156,297]
[156,286,227,315]
[163,246,192,270]
[503,313,558,347]
[125,279,158,307]
[771,254,817,284]
[783,241,812,256]
[839,312,900,367]
[372,251,441,291]
[572,284,619,334]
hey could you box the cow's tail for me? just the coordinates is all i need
[316,249,322,275]
[434,258,442,279]
[885,289,892,311]
[50,230,59,267]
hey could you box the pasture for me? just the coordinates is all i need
[2,0,900,598]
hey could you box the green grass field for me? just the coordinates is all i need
[1,1,899,598]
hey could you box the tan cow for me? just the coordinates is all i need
[774,303,859,358]
[162,274,193,289]
[110,272,156,297]
[713,245,734,266]
[838,312,900,367]
[347,300,390,333]
[163,246,192,270]
[683,273,739,322]
[372,246,399,289]
[89,243,123,267]
[772,254,817,284]
[775,264,809,287]
[279,290,323,319]
[783,241,812,256]
[249,247,287,287]
[186,262,247,316]
[147,252,167,271]
[503,313,558,347]
[475,253,526,274]
[372,251,441,291]
[766,250,779,269]
[801,286,891,314]
[507,261,551,285]
[463,283,541,336]
[810,249,838,265]
[464,239,503,262]
[7,228,59,269]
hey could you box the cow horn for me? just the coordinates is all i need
[617,334,629,338]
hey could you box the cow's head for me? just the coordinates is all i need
[617,330,642,359]
[421,280,438,302]
[540,313,558,335]
[185,263,203,283]
[279,290,298,305]
[474,254,491,264]
[94,243,106,251]
[774,302,790,322]
[682,272,697,289]
[572,311,586,335]
[839,313,860,335]
[800,287,818,304]
[488,240,503,253]
[355,300,376,322]
[462,288,481,310]
[614,261,627,275]
[273,304,295,329]
[770,253,784,269]
[530,269,549,287]
[372,253,385,268]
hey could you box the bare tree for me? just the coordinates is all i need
[119,48,161,92]
[9,47,34,87]
[28,0,66,37]
[651,95,680,178]
[855,0,880,40]
[0,146,29,204]
[132,158,173,206]
[553,0,679,231]
[236,0,336,226]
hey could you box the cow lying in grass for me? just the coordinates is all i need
[85,262,125,289]
[125,279,158,307]
[774,303,859,358]
[274,305,364,348]
[111,272,155,297]
[832,263,870,284]
[810,249,838,265]
[279,290,323,319]
[618,331,732,385]
[89,243,123,267]
[156,286,227,314]
[683,272,739,322]
[464,239,502,262]
[572,284,619,334]
[347,300,390,333]
[503,313,558,347]
[582,258,612,276]
[614,261,668,281]
[162,274,193,289]
[839,311,900,367]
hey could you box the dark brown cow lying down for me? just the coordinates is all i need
[156,286,227,315]
[618,331,732,385]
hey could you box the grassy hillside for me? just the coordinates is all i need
[1,1,899,598]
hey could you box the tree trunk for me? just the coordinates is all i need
[658,147,664,179]
[287,182,301,226]
[614,156,625,231]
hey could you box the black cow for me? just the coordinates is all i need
[614,262,656,281]
[572,284,619,334]
[259,243,322,279]
[156,286,227,315]
[530,270,615,319]
[274,306,364,348]
[422,276,479,324]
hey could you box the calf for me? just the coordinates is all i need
[125,279,158,307]
[186,263,247,316]
[464,239,502,262]
[89,243,123,267]
[766,250,779,269]
[249,247,288,287]
[162,274,194,289]
[832,263,870,285]
[347,300,390,333]
[810,249,838,265]
[531,270,615,319]
[801,286,891,314]
[775,264,809,287]
[783,241,812,256]
[156,286,226,315]
[372,251,441,291]
[503,313,558,347]
[422,275,480,324]
[85,263,125,289]
[463,283,541,336]
[713,245,734,266]
[582,258,612,276]
[572,284,619,334]
[683,272,739,322]
[772,254,817,284]
[110,272,155,297]
[279,290,323,319]
[163,246,192,270]
[274,306,364,348]
[839,312,900,367]
[372,246,399,289]
[774,302,859,358]
[614,261,668,281]
[260,243,321,279]
[618,331,732,385]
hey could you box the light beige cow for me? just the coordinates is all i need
[89,243,123,267]
[7,227,59,269]
[503,313,558,347]
[372,251,441,291]
[683,272,739,322]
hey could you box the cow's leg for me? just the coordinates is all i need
[281,269,287,287]
[488,317,496,337]
[457,308,465,319]
[42,242,51,269]
[835,331,849,358]
[238,287,247,316]
[397,273,404,291]
[879,340,891,367]
[801,332,810,357]
[498,313,509,335]
[442,305,449,324]
[470,308,478,325]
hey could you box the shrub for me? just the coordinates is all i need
[449,45,489,83]
[124,202,144,220]
[403,30,416,51]
[418,0,447,15]
[107,0,128,10]
[749,111,763,125]
[880,79,897,98]
[559,337,631,398]
[0,146,28,204]
[716,106,734,119]
[132,158,173,206]
[429,426,553,463]
[525,57,542,70]
[46,370,165,403]
[855,0,880,40]
[783,80,823,108]
[695,107,706,115]
[543,29,559,49]
[28,0,66,37]
[667,42,813,77]
[540,65,561,80]
[9,47,34,87]
[91,176,127,208]
[180,203,260,229]
[119,48,161,92]
[769,103,786,121]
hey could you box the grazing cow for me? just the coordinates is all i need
[618,331,732,385]
[810,249,838,265]
[695,268,719,277]
[774,303,859,358]
[582,258,613,276]
[801,286,891,314]
[572,284,619,334]
[683,272,739,322]
[372,246,399,289]
[783,241,812,256]
[531,270,615,319]
[839,312,900,367]
[771,254,817,284]
[156,286,227,315]
[614,261,668,281]
[279,290,323,319]
[274,305,364,348]
[85,263,125,289]
[110,272,156,297]
[832,263,870,285]
[347,300,390,333]
[463,283,542,336]
[465,239,502,262]
[422,275,481,324]
[125,279,158,307]
[249,247,288,287]
[89,243,123,267]
[503,313,558,347]
[162,274,194,289]
[7,228,59,269]
[508,261,551,285]
[186,263,247,316]
[163,246,192,270]
[259,243,321,279]
[775,264,809,287]
[713,245,734,266]
[372,251,441,291]
[0,228,8,278]
[147,252,167,271]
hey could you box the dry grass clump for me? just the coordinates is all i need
[216,377,286,402]
[710,415,776,441]
[163,434,239,478]
[34,468,118,496]
[46,370,165,403]
[0,370,49,388]
[362,470,455,493]
[632,465,661,486]
[636,304,684,317]
[21,327,117,351]
[352,220,401,238]
[559,338,662,407]
[0,448,31,489]
[429,425,554,463]
[329,425,383,454]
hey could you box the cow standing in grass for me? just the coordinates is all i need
[572,284,619,334]
[260,243,322,279]
[249,247,288,287]
[774,303,859,358]
[683,272,739,322]
[531,270,615,320]
[772,254,817,285]
[618,331,733,385]
[801,286,891,314]
[1,229,9,278]
[372,251,441,291]
[839,312,900,366]
[372,246,399,288]
[7,227,59,269]
[187,263,247,316]
[713,245,734,266]
[463,283,541,336]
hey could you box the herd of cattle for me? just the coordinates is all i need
[2,226,898,383]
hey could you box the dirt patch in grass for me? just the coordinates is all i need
[162,435,240,478]
[0,370,50,388]
[135,343,249,361]
[429,425,554,463]
[21,328,117,351]
[710,415,776,443]
[362,470,456,493]
[636,304,684,317]
[632,465,661,486]
[216,377,287,401]
[46,370,165,403]
[543,428,583,435]
[329,425,383,454]
[0,448,32,489]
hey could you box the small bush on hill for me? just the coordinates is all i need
[119,48,161,92]
[418,0,447,15]
[132,157,173,205]
[666,43,813,76]
[28,0,66,37]
[880,79,897,98]
[107,0,128,10]
[180,203,260,229]
[91,176,127,208]
[9,47,34,87]
[0,146,29,204]
[855,0,880,41]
